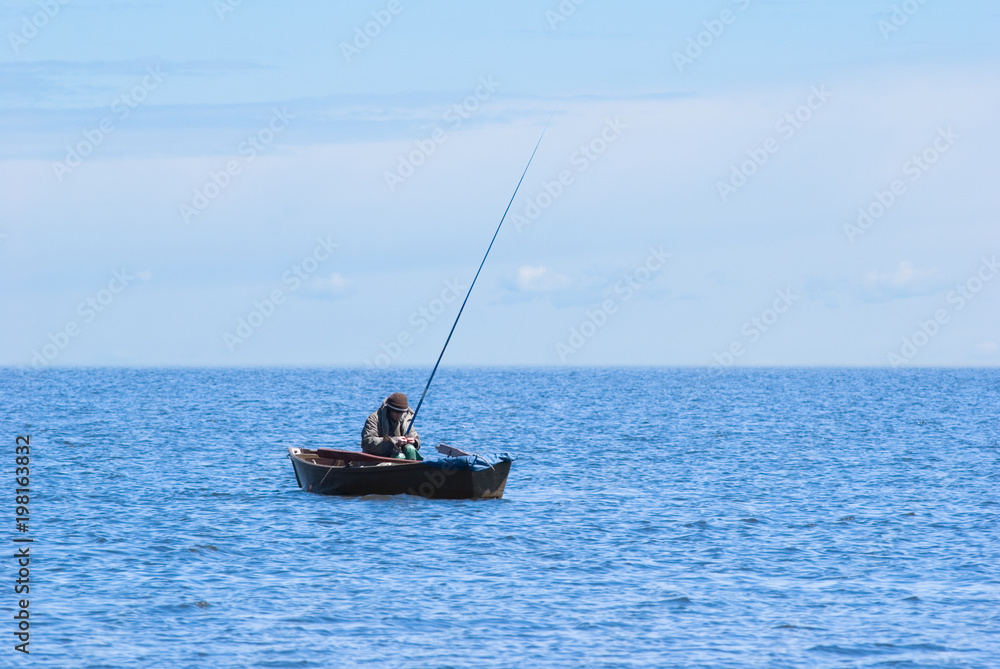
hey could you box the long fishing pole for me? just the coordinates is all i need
[405,115,553,436]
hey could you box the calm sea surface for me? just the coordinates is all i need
[2,367,998,668]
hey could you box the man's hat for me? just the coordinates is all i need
[385,393,409,412]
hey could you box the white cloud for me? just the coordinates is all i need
[861,261,945,301]
[304,272,351,298]
[976,341,998,356]
[515,265,571,292]
[326,272,349,289]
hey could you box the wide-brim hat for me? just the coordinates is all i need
[385,392,409,412]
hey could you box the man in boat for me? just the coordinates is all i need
[361,392,422,460]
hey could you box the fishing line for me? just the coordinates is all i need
[405,112,555,436]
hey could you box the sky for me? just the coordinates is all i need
[1,0,998,368]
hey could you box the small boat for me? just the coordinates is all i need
[287,447,513,499]
[287,130,546,501]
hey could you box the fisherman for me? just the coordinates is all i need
[361,392,422,460]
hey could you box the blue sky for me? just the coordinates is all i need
[2,0,998,367]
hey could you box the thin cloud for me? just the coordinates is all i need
[301,272,353,300]
[0,59,267,108]
[861,261,946,302]
[515,265,571,292]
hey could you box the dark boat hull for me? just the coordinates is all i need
[288,448,511,499]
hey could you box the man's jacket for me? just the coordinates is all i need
[361,404,420,454]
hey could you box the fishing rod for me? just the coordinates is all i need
[405,115,553,437]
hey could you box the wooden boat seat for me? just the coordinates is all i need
[316,448,412,465]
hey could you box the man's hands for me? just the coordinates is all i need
[384,436,417,447]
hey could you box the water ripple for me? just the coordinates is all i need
[1,367,997,668]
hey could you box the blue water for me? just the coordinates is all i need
[2,367,998,668]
